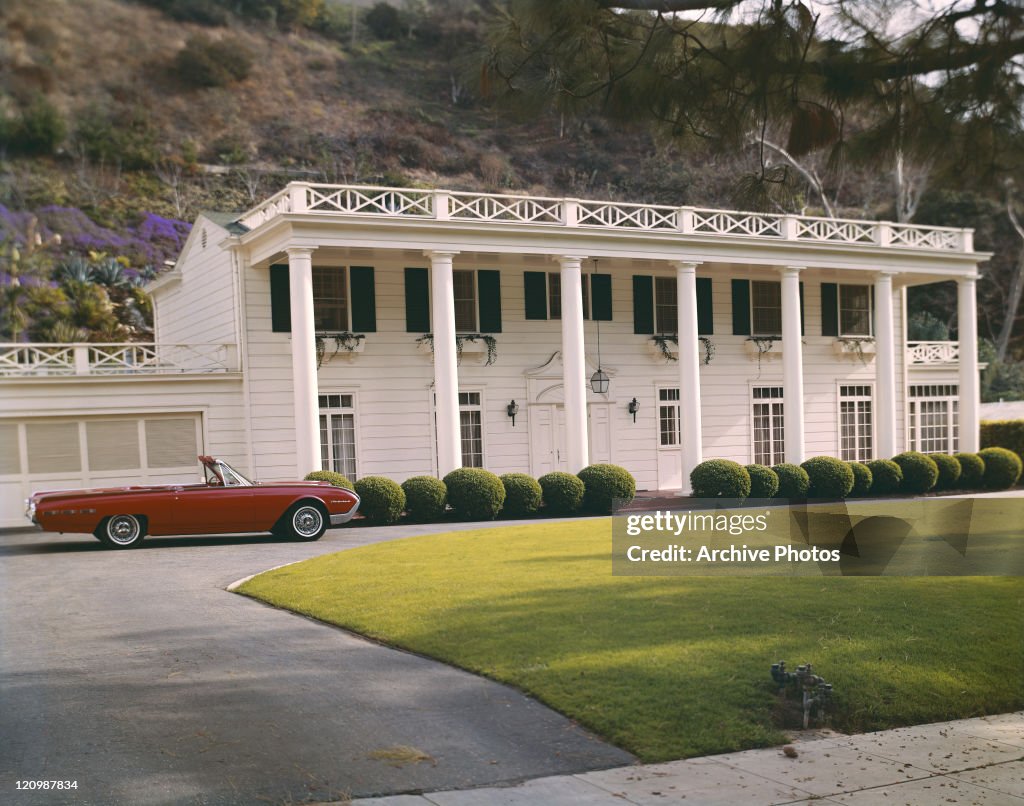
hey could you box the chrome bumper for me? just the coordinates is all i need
[329,495,360,527]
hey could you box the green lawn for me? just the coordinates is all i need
[238,520,1024,762]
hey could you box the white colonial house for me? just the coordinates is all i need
[0,184,985,527]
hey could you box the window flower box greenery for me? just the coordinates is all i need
[648,335,715,365]
[315,332,365,367]
[417,333,498,366]
[833,336,876,363]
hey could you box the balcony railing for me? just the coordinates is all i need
[0,343,239,377]
[906,341,959,366]
[238,182,974,253]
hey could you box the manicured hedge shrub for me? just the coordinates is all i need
[443,468,505,520]
[980,419,1024,464]
[977,447,1023,490]
[847,462,873,497]
[401,476,447,521]
[690,460,751,501]
[954,452,986,488]
[892,451,939,494]
[801,456,855,499]
[353,476,406,525]
[577,464,637,513]
[772,463,810,499]
[305,470,354,490]
[865,459,903,495]
[500,473,542,517]
[539,472,585,515]
[928,453,962,491]
[745,464,779,498]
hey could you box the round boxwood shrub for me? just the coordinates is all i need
[305,470,354,490]
[443,468,505,520]
[772,463,810,499]
[954,452,986,488]
[865,459,903,495]
[745,464,779,498]
[401,476,447,521]
[538,471,585,515]
[690,459,751,501]
[353,476,406,525]
[928,453,962,491]
[801,456,855,499]
[892,451,939,494]
[577,464,637,513]
[500,473,543,517]
[977,447,1023,490]
[847,462,873,498]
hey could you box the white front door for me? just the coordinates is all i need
[529,405,567,476]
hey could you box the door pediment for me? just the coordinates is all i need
[524,351,616,404]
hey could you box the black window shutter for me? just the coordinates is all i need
[524,271,548,320]
[731,279,751,335]
[349,266,376,332]
[799,281,805,336]
[404,267,430,333]
[591,273,612,321]
[821,282,838,337]
[696,277,713,335]
[270,264,291,333]
[477,270,502,333]
[632,275,654,334]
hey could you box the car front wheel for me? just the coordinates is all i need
[283,502,327,542]
[97,514,146,549]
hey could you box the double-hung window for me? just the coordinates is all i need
[908,384,959,453]
[752,386,785,465]
[658,388,681,447]
[751,281,782,335]
[319,394,357,479]
[546,273,591,320]
[458,392,484,467]
[839,385,873,461]
[654,277,678,334]
[313,267,350,331]
[453,270,477,332]
[839,284,872,336]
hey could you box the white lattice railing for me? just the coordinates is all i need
[235,183,977,254]
[906,341,960,365]
[0,343,239,377]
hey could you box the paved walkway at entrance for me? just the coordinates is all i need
[353,712,1024,805]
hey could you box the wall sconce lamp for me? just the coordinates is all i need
[628,397,639,423]
[507,399,519,426]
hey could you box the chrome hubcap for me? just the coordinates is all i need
[293,507,323,537]
[108,515,140,545]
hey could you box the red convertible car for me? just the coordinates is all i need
[25,456,360,549]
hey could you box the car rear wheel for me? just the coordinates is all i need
[282,502,327,542]
[97,514,146,549]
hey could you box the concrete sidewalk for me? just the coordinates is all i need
[353,712,1024,805]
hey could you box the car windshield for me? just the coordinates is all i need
[203,459,254,488]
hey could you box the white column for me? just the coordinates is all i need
[558,256,589,472]
[958,275,981,452]
[287,247,322,477]
[672,260,703,492]
[874,271,898,458]
[780,266,805,464]
[427,250,462,477]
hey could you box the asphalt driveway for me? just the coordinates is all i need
[0,522,633,805]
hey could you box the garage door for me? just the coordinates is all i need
[0,414,204,528]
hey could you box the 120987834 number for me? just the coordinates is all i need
[16,781,78,790]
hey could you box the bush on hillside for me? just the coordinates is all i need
[353,475,405,524]
[690,460,750,501]
[954,452,986,488]
[175,36,253,88]
[500,473,542,517]
[847,462,873,497]
[865,459,903,495]
[577,464,636,513]
[801,456,855,499]
[538,472,585,516]
[745,464,779,498]
[401,476,447,520]
[892,452,939,494]
[304,470,354,490]
[977,447,1023,490]
[772,463,810,498]
[443,468,505,520]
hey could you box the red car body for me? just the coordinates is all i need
[25,456,360,548]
